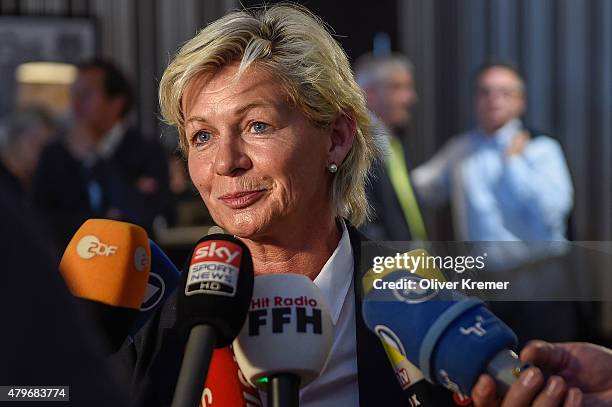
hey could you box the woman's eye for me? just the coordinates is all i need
[250,122,270,133]
[194,131,211,144]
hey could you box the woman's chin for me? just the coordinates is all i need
[214,211,270,239]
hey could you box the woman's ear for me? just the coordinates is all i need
[328,113,356,167]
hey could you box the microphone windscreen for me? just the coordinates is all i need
[233,274,333,389]
[362,250,444,392]
[177,234,254,347]
[129,239,180,336]
[59,219,151,351]
[362,250,517,395]
[60,218,151,309]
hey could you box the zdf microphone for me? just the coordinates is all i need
[362,249,528,398]
[233,274,333,407]
[172,234,254,407]
[59,218,151,352]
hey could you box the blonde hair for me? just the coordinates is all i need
[159,3,380,226]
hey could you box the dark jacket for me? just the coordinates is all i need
[361,157,415,241]
[117,224,461,406]
[0,176,129,406]
[32,127,169,247]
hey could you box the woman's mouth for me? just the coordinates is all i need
[218,190,266,209]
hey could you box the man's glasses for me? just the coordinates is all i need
[477,86,522,98]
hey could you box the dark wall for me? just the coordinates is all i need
[242,0,400,63]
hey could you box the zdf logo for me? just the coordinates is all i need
[76,235,118,259]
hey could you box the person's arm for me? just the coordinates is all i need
[457,155,537,270]
[459,154,520,241]
[501,136,573,232]
[472,340,612,407]
[411,135,470,206]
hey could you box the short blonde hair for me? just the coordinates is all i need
[159,3,379,226]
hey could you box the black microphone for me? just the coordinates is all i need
[171,234,254,407]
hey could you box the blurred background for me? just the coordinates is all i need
[0,0,610,342]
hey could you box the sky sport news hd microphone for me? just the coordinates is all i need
[233,274,333,407]
[172,234,254,407]
[362,249,529,399]
[128,238,181,338]
[59,218,151,353]
[362,249,472,406]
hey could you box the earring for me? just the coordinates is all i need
[328,163,338,173]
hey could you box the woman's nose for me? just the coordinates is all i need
[213,135,252,176]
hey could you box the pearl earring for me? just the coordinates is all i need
[328,163,338,173]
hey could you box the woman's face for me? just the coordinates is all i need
[183,63,334,239]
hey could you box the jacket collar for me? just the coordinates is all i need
[346,222,407,406]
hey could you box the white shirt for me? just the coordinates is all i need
[97,121,126,159]
[81,122,127,213]
[259,220,359,406]
[83,122,126,168]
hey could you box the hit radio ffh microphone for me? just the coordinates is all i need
[362,249,471,406]
[128,239,181,338]
[172,234,254,407]
[59,218,151,353]
[362,249,528,398]
[233,274,333,407]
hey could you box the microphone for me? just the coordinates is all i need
[233,274,333,407]
[172,234,254,407]
[59,218,151,352]
[362,249,528,398]
[363,249,472,406]
[201,347,262,407]
[128,239,181,338]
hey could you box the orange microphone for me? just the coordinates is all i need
[60,219,151,352]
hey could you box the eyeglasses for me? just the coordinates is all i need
[477,86,522,98]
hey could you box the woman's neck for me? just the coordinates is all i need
[240,218,342,281]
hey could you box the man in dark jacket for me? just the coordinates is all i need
[32,59,169,247]
[354,53,428,241]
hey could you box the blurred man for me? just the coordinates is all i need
[0,108,54,199]
[411,61,577,346]
[412,61,573,241]
[355,53,428,240]
[32,59,169,247]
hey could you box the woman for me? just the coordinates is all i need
[122,4,577,407]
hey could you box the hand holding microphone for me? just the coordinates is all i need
[233,274,333,407]
[472,340,612,407]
